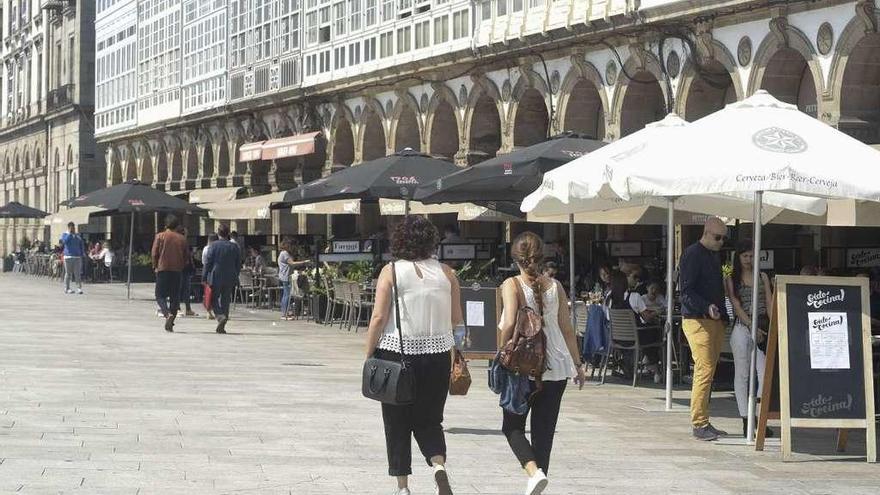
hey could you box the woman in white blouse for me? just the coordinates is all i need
[365,215,462,495]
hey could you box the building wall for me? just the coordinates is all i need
[0,1,103,256]
[94,1,880,239]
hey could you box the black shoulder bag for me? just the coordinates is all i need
[362,262,415,405]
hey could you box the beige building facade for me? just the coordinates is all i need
[0,0,103,256]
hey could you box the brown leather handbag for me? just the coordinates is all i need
[499,277,547,381]
[449,348,471,396]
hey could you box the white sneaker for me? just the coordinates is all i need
[64,289,73,294]
[76,289,83,295]
[525,470,548,495]
[393,489,411,495]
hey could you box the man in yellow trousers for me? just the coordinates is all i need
[679,217,730,441]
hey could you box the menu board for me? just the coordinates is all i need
[459,282,501,359]
[759,276,876,462]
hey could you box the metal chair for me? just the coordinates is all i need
[235,271,257,308]
[605,308,664,387]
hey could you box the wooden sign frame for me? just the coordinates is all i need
[759,275,876,462]
[460,286,503,360]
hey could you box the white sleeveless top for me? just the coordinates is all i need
[499,277,577,382]
[377,259,455,355]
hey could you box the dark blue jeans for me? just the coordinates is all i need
[211,284,234,318]
[280,280,291,316]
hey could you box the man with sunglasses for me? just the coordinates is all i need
[679,217,730,441]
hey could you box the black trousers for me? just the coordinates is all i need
[377,349,451,476]
[502,379,567,476]
[212,284,234,318]
[155,271,182,317]
[179,272,193,311]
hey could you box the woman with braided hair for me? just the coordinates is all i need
[498,231,586,495]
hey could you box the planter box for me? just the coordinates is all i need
[127,265,156,283]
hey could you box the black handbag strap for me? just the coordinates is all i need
[391,261,406,360]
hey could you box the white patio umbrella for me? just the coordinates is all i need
[603,90,880,442]
[523,112,826,417]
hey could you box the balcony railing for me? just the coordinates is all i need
[47,84,75,112]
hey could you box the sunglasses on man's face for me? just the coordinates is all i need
[712,234,728,242]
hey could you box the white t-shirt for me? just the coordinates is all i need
[98,248,115,267]
[641,293,667,312]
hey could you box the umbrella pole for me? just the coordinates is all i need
[404,199,410,216]
[127,212,134,300]
[568,214,576,330]
[746,191,763,443]
[665,198,675,411]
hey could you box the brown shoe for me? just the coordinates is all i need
[164,314,176,332]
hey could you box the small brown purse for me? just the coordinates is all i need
[449,348,471,395]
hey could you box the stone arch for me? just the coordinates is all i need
[827,15,880,142]
[558,68,606,139]
[156,147,169,183]
[186,144,198,179]
[748,25,824,116]
[389,93,424,152]
[23,149,30,170]
[463,79,503,163]
[611,51,670,138]
[359,99,387,162]
[202,140,214,179]
[13,150,19,172]
[33,144,41,170]
[124,149,137,182]
[330,105,356,166]
[67,145,74,168]
[141,154,153,184]
[508,72,552,148]
[171,149,183,181]
[217,137,230,177]
[675,41,743,121]
[426,88,461,161]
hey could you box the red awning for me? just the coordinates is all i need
[239,141,265,162]
[261,132,321,160]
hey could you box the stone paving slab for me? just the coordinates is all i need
[0,274,879,494]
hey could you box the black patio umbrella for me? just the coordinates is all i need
[414,133,606,203]
[0,201,49,219]
[281,149,461,213]
[65,181,206,299]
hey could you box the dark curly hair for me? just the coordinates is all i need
[390,215,439,261]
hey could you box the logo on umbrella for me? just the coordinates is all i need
[503,163,513,175]
[127,199,145,206]
[752,127,807,154]
[390,176,419,185]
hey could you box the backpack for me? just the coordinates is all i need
[499,277,547,384]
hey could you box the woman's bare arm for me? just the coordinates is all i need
[364,264,393,357]
[441,264,464,329]
[498,278,519,345]
[556,282,581,365]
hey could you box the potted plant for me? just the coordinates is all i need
[128,253,156,283]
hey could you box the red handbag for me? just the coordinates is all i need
[203,283,213,311]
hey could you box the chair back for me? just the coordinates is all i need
[609,308,639,342]
[573,301,588,336]
[290,272,303,297]
[239,270,254,287]
[350,283,362,303]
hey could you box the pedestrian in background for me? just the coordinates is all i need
[498,231,585,495]
[202,233,218,320]
[679,217,730,441]
[176,225,197,317]
[60,222,86,295]
[204,224,241,334]
[151,215,189,332]
[278,240,311,321]
[364,215,462,495]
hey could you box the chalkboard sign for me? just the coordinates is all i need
[769,276,876,462]
[459,282,501,359]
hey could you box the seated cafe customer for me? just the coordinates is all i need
[605,270,662,383]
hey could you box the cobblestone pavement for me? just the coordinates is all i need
[1,275,878,494]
